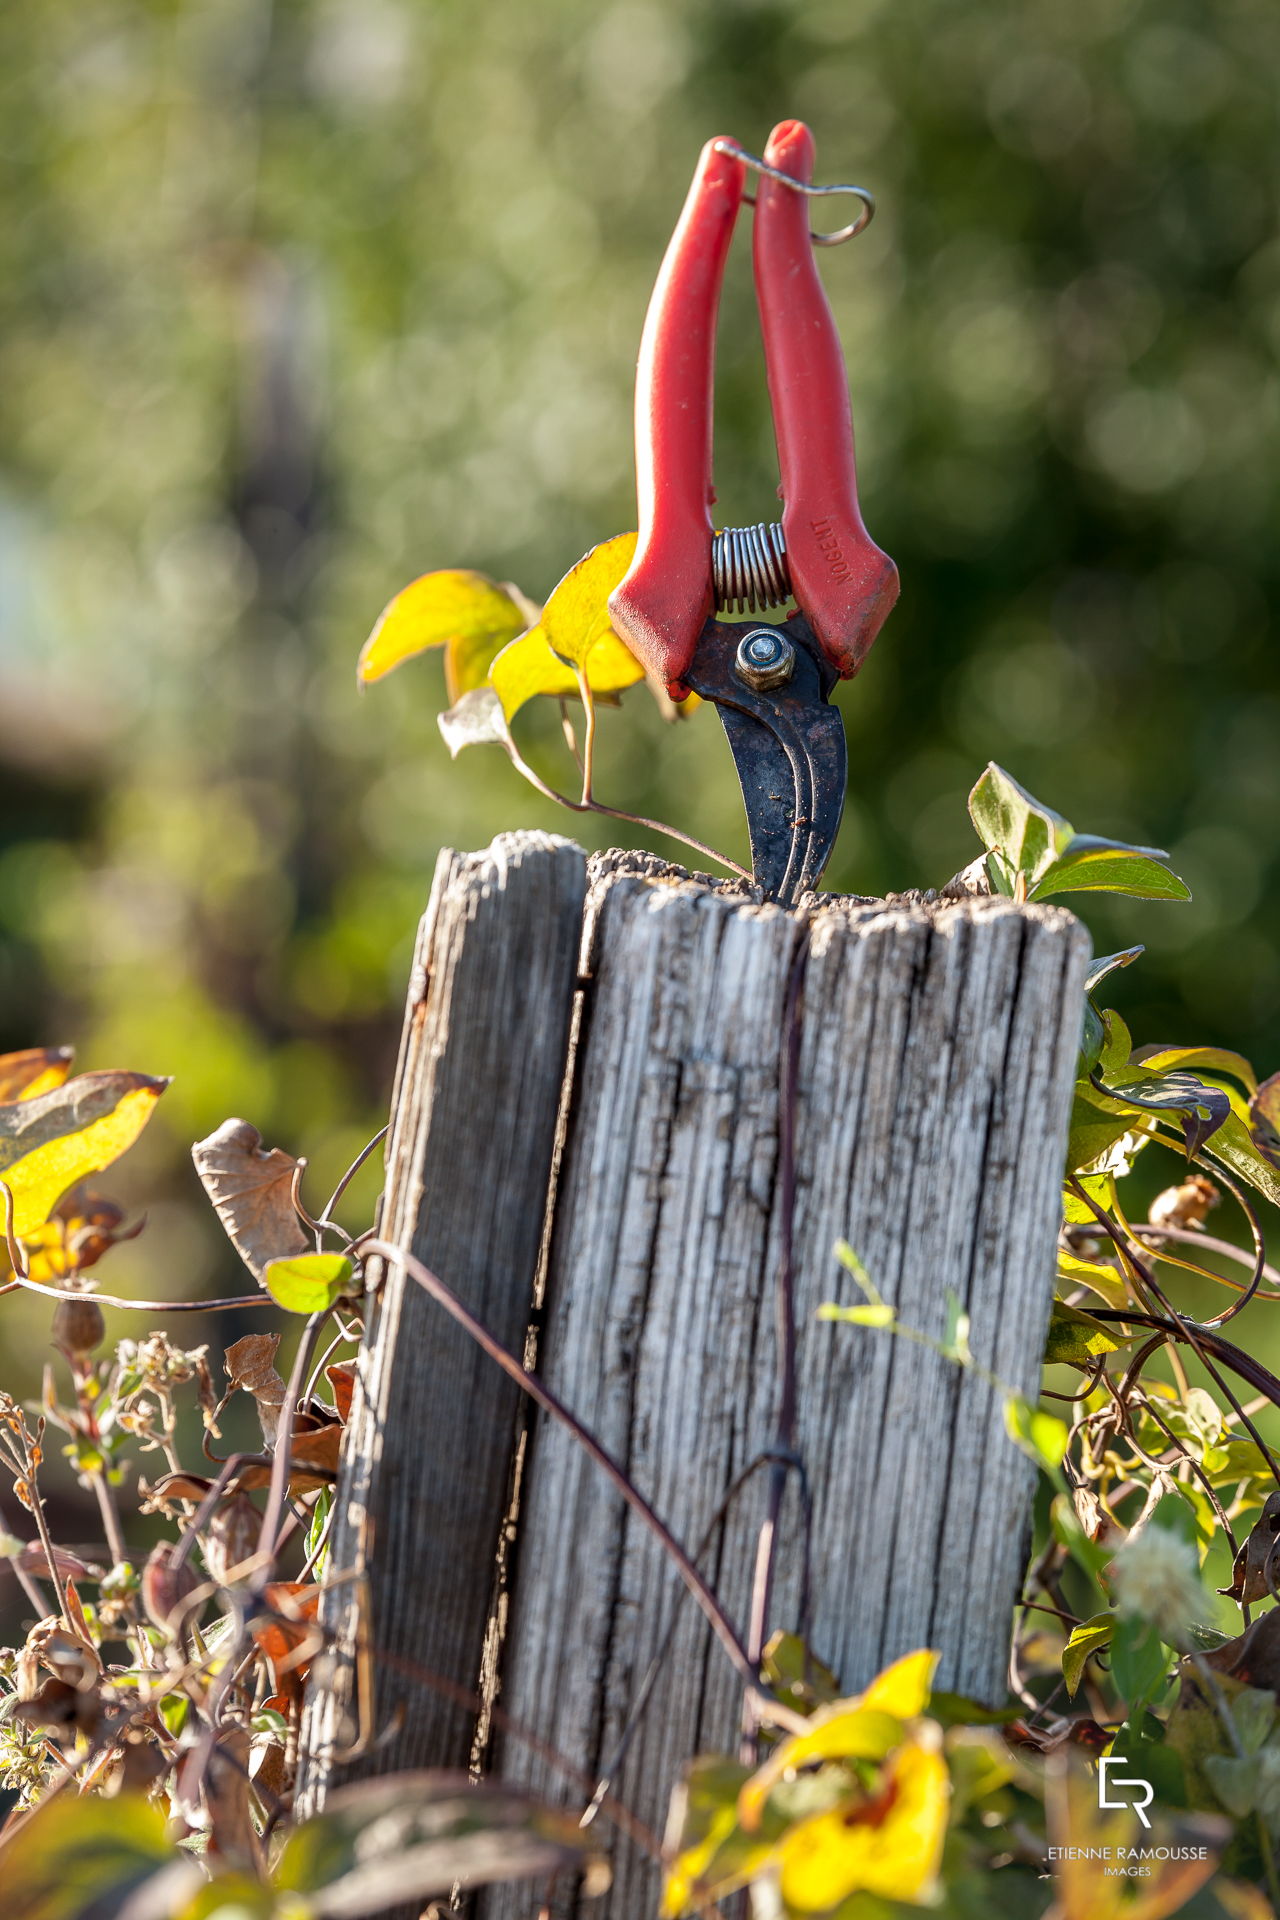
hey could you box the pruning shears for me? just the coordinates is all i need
[608,120,898,905]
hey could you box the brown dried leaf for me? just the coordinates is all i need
[143,1472,214,1511]
[5,1541,101,1582]
[192,1118,310,1283]
[287,1424,342,1478]
[253,1583,322,1691]
[326,1362,356,1424]
[1199,1605,1280,1693]
[63,1577,93,1645]
[1219,1491,1280,1603]
[0,1048,73,1104]
[204,1491,262,1588]
[224,1332,286,1449]
[194,1354,221,1436]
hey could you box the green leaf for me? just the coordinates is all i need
[816,1301,895,1327]
[1062,1170,1117,1224]
[1080,997,1105,1075]
[1148,1489,1201,1546]
[1029,839,1191,903]
[1065,1095,1144,1176]
[1111,1613,1172,1708]
[1249,1069,1280,1168]
[262,1251,355,1314]
[968,763,1070,889]
[1132,1044,1258,1096]
[276,1772,608,1911]
[926,1691,1021,1727]
[1062,1611,1114,1698]
[0,1790,199,1920]
[1057,1247,1128,1309]
[1044,1300,1123,1367]
[942,1288,972,1363]
[1003,1396,1068,1470]
[966,765,1192,905]
[1201,1112,1280,1210]
[1097,1008,1133,1076]
[761,1631,841,1711]
[1202,1753,1258,1819]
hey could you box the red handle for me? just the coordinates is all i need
[607,138,745,696]
[754,121,898,677]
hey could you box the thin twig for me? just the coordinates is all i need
[572,665,598,808]
[503,742,753,883]
[320,1126,389,1223]
[0,1275,269,1313]
[252,1312,329,1596]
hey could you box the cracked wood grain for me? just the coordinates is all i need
[296,831,586,1826]
[298,840,1088,1920]
[479,872,1089,1920]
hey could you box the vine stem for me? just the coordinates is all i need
[360,1237,807,1735]
[252,1311,329,1597]
[502,736,753,883]
[0,1274,269,1313]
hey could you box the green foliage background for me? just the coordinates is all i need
[1,0,1278,1300]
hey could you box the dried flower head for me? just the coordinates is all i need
[1111,1524,1206,1647]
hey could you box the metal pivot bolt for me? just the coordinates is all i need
[735,626,796,691]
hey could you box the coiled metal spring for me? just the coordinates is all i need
[712,522,792,615]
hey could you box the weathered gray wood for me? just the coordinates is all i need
[296,831,587,1818]
[479,870,1089,1920]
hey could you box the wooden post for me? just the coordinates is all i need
[296,832,587,1815]
[300,838,1089,1918]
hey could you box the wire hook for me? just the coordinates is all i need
[712,138,875,245]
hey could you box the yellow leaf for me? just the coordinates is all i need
[0,1073,168,1239]
[0,1048,74,1104]
[489,623,644,724]
[357,569,531,699]
[740,1650,939,1831]
[857,1648,938,1720]
[777,1727,950,1912]
[541,532,639,667]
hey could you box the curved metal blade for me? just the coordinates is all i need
[685,615,847,905]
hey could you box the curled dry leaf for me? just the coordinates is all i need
[192,1118,311,1283]
[206,1724,264,1872]
[326,1362,356,1423]
[1219,1491,1280,1603]
[275,1770,612,1913]
[0,1071,168,1239]
[224,1332,287,1448]
[1,1538,102,1582]
[0,1048,73,1104]
[140,1540,199,1633]
[205,1490,264,1588]
[253,1581,322,1689]
[437,685,512,759]
[17,1184,144,1287]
